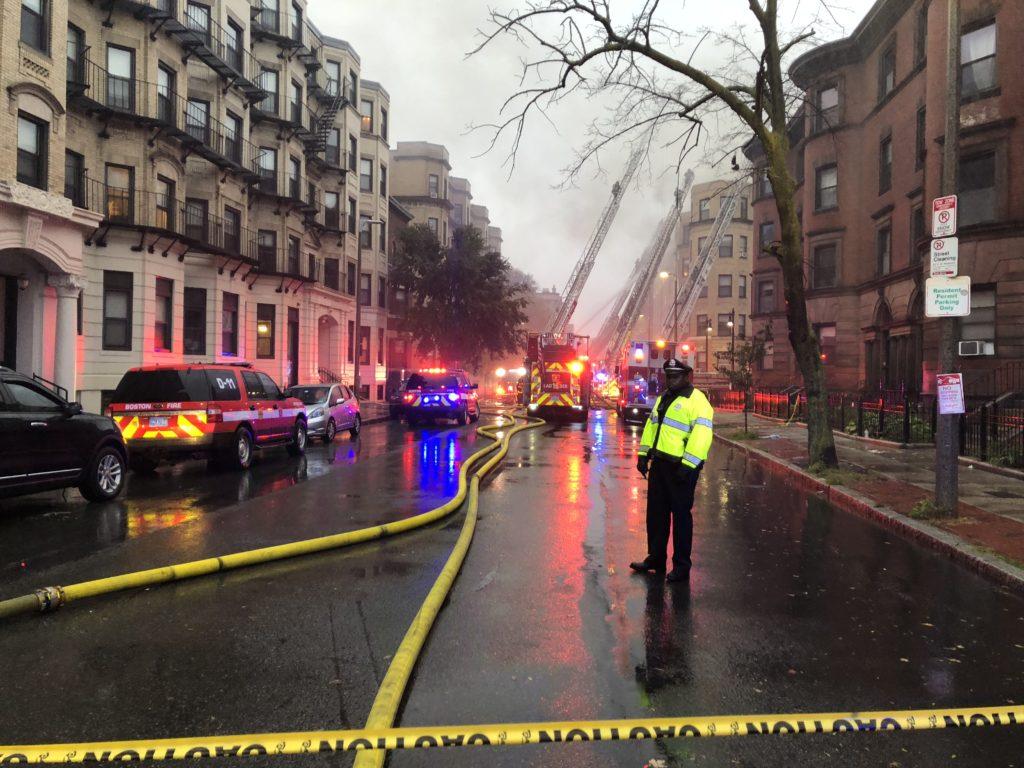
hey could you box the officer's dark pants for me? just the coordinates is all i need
[646,457,700,570]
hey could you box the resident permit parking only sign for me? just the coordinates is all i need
[925,276,971,317]
[932,195,957,237]
[937,373,965,415]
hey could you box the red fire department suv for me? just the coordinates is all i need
[107,363,307,472]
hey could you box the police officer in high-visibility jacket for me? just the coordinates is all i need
[630,358,714,582]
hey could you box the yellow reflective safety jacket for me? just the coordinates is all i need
[638,386,715,469]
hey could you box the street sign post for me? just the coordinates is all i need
[925,275,971,317]
[937,373,965,415]
[930,237,959,277]
[932,195,957,237]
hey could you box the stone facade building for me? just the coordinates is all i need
[1,0,393,407]
[747,0,1023,396]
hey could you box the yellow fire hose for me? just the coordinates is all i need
[0,413,527,620]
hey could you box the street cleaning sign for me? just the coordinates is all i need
[937,373,965,415]
[932,195,957,237]
[930,238,958,277]
[925,276,971,317]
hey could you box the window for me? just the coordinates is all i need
[381,107,389,141]
[290,79,303,125]
[961,22,996,100]
[377,328,385,365]
[359,272,371,306]
[812,243,838,288]
[961,285,995,342]
[756,168,773,198]
[224,206,241,253]
[428,174,439,198]
[185,99,210,144]
[259,68,278,113]
[814,85,839,132]
[226,19,243,71]
[359,326,371,365]
[324,191,340,229]
[288,155,301,199]
[876,226,891,276]
[739,314,747,339]
[325,61,341,95]
[427,217,439,236]
[308,253,317,282]
[696,314,709,335]
[347,320,355,362]
[64,150,84,206]
[718,274,733,298]
[222,291,239,355]
[103,271,133,351]
[106,45,135,111]
[699,283,708,299]
[346,262,356,295]
[910,204,926,264]
[698,198,711,221]
[183,287,206,355]
[155,175,175,230]
[815,323,837,362]
[241,371,264,400]
[349,134,358,171]
[815,164,838,210]
[7,380,63,411]
[757,280,775,313]
[324,258,340,290]
[380,165,387,199]
[958,150,996,226]
[66,23,85,83]
[915,107,926,170]
[739,235,749,259]
[348,197,357,234]
[291,1,302,42]
[287,235,300,274]
[105,164,134,223]
[914,3,928,65]
[360,158,373,193]
[758,221,775,255]
[738,196,749,220]
[185,1,211,43]
[220,111,241,164]
[878,45,896,101]
[359,214,371,248]
[717,313,733,336]
[257,229,276,272]
[257,146,276,192]
[256,304,275,358]
[348,71,358,104]
[378,275,387,308]
[878,136,893,194]
[739,274,747,299]
[21,0,47,53]
[326,128,341,166]
[697,236,707,254]
[361,98,374,132]
[154,278,173,352]
[17,114,47,190]
[719,234,733,258]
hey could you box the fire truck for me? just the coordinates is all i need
[617,340,695,425]
[524,332,591,423]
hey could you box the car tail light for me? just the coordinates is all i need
[403,393,415,403]
[206,406,224,423]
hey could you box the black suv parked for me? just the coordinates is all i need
[0,367,127,502]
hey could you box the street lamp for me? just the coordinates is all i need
[727,310,736,373]
[354,216,384,399]
[705,324,713,373]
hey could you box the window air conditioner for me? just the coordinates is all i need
[958,340,995,356]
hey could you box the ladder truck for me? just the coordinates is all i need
[546,145,644,335]
[524,332,591,423]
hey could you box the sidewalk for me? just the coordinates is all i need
[715,410,1024,592]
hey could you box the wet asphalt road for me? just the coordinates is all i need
[2,412,1024,767]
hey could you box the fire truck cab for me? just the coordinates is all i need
[525,332,591,423]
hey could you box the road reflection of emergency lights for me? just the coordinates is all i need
[418,431,462,498]
[127,510,199,538]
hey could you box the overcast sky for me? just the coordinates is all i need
[309,0,877,334]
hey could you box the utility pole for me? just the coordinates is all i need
[353,217,382,400]
[935,0,960,516]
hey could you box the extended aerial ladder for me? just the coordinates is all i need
[662,192,738,337]
[546,145,645,335]
[592,258,642,355]
[601,170,694,363]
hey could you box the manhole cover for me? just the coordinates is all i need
[986,490,1024,499]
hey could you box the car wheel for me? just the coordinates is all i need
[225,427,255,470]
[456,408,469,426]
[80,445,126,502]
[349,414,361,438]
[323,418,337,444]
[287,420,307,456]
[129,455,159,474]
[469,405,480,423]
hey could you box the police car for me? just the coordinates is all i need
[401,369,480,426]
[107,363,307,472]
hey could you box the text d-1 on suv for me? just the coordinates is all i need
[0,366,127,502]
[402,369,481,426]
[107,364,307,472]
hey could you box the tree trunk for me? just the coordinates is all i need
[764,138,839,468]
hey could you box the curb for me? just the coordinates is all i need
[718,434,1024,597]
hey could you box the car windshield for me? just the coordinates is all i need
[406,374,460,390]
[112,369,211,403]
[285,386,330,405]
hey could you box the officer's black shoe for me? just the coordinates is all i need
[665,568,690,583]
[629,560,665,575]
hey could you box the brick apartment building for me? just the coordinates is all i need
[746,0,1023,396]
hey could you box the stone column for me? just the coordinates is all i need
[47,274,84,402]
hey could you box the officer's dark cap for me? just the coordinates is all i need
[663,358,693,374]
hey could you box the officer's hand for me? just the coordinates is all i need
[637,455,649,478]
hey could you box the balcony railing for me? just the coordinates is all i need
[67,57,260,176]
[251,239,318,282]
[251,164,320,210]
[76,176,258,261]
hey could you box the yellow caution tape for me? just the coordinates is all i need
[0,414,520,620]
[1,706,1020,762]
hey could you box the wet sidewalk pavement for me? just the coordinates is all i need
[715,411,1024,585]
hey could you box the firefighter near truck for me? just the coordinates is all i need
[525,332,592,423]
[617,340,694,425]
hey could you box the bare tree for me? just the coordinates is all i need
[474,0,840,467]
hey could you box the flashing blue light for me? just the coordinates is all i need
[447,393,460,403]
